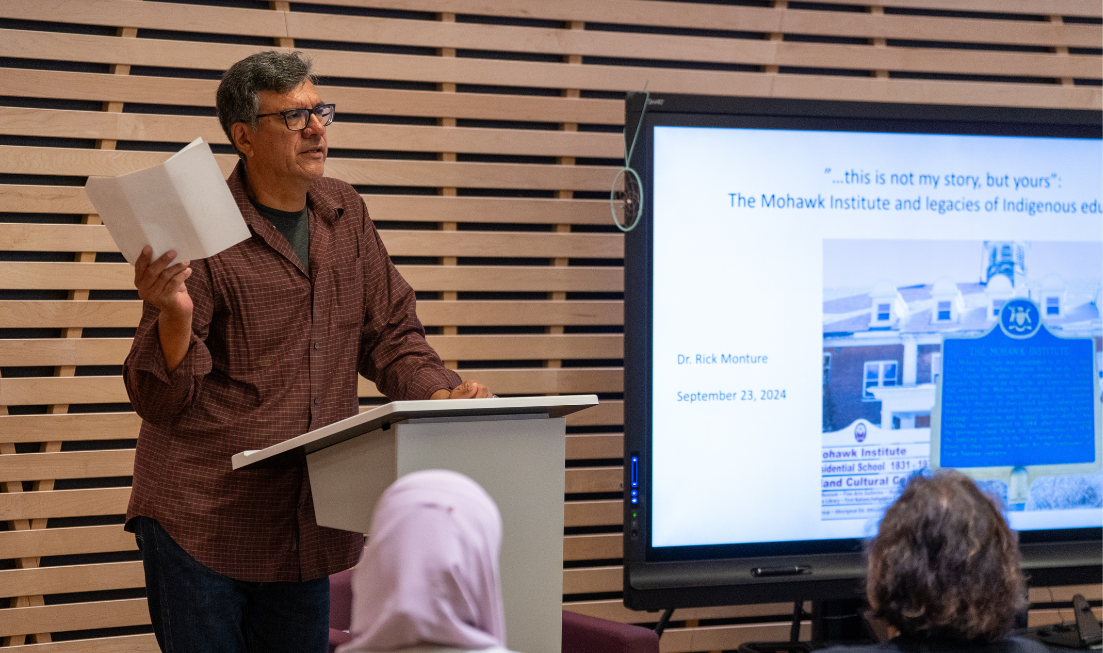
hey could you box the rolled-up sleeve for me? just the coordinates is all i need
[123,259,215,423]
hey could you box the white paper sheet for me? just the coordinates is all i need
[85,138,251,264]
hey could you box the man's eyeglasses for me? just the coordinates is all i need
[255,104,336,131]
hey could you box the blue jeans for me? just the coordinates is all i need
[132,517,329,653]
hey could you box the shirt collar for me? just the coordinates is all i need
[227,160,343,228]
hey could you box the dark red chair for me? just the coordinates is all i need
[562,609,660,653]
[329,572,659,653]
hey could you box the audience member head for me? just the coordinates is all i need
[866,470,1026,643]
[339,469,506,652]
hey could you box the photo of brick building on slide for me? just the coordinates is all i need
[822,239,1103,509]
[822,239,1102,434]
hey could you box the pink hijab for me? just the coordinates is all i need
[337,469,506,652]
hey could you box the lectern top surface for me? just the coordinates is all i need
[231,394,598,470]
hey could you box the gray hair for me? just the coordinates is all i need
[216,51,317,159]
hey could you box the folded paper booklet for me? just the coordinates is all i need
[85,137,251,264]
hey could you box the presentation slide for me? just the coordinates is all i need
[650,125,1103,548]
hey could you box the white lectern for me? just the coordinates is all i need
[232,395,599,653]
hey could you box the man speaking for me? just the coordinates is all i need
[122,51,490,652]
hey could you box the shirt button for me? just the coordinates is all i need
[313,398,320,405]
[313,342,320,350]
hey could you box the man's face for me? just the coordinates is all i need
[242,79,327,187]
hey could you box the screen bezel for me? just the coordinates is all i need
[622,93,1103,609]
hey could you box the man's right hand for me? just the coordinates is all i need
[135,246,192,317]
[135,246,193,372]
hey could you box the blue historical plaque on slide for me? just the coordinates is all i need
[939,299,1096,468]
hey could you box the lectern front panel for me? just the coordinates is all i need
[304,414,567,653]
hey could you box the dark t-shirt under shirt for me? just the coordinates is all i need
[251,199,309,275]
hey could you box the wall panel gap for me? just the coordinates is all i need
[437,13,460,368]
[270,1,293,48]
[764,1,787,74]
[1049,15,1074,86]
[869,5,889,79]
[549,20,591,379]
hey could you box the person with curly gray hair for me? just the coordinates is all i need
[123,51,492,653]
[829,471,1046,653]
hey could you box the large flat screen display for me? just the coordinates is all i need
[623,95,1103,609]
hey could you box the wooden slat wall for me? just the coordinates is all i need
[0,0,1099,649]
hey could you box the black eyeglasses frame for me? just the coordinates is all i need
[255,104,336,131]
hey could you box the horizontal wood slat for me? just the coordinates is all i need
[364,368,623,397]
[0,334,620,366]
[0,301,141,329]
[0,300,623,329]
[364,195,614,225]
[292,50,1103,109]
[0,263,624,292]
[0,450,135,483]
[0,145,617,190]
[0,69,1092,143]
[0,376,129,406]
[0,487,131,522]
[0,68,622,124]
[1,30,1098,110]
[0,1,285,37]
[565,400,622,427]
[0,561,144,599]
[563,565,621,595]
[429,334,622,360]
[659,621,812,653]
[0,223,119,253]
[398,266,623,292]
[1029,607,1103,628]
[1048,584,1103,602]
[0,107,623,158]
[0,413,141,444]
[283,12,1100,77]
[6,1,1099,50]
[564,533,621,561]
[0,525,136,560]
[0,599,150,639]
[564,600,811,625]
[564,466,623,494]
[417,301,623,326]
[565,433,623,460]
[0,338,131,367]
[293,0,1103,27]
[0,185,94,214]
[563,500,622,528]
[0,187,614,226]
[560,565,1103,623]
[0,223,624,259]
[808,0,1100,14]
[381,231,623,259]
